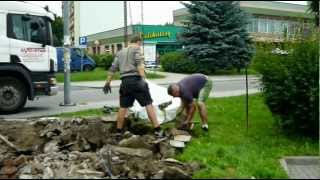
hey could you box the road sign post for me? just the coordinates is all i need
[79,37,87,72]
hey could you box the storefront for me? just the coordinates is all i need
[133,25,183,66]
[87,24,184,66]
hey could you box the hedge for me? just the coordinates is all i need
[253,33,319,137]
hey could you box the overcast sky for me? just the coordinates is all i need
[26,1,308,23]
[25,1,308,36]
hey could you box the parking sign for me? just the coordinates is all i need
[79,36,87,48]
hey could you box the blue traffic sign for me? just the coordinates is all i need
[79,36,87,46]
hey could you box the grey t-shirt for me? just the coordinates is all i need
[109,46,143,78]
[178,74,208,104]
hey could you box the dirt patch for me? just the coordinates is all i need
[0,115,201,179]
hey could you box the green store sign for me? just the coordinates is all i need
[141,31,171,39]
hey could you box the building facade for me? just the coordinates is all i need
[63,1,124,47]
[84,1,312,66]
[173,1,312,42]
[87,25,183,53]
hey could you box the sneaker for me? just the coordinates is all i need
[154,129,165,139]
[190,123,195,130]
[201,124,209,131]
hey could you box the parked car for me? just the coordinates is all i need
[56,47,96,72]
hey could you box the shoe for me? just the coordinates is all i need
[190,123,195,130]
[201,124,209,131]
[112,132,123,143]
[154,129,165,139]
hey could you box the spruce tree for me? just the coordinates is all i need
[180,1,254,73]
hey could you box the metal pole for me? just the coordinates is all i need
[245,65,249,132]
[61,1,75,106]
[141,1,144,54]
[81,48,83,71]
[124,1,128,48]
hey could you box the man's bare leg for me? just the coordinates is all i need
[117,107,128,130]
[197,102,209,130]
[145,104,160,128]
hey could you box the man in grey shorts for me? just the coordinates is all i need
[103,35,163,139]
[167,74,213,131]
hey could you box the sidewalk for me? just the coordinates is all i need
[59,71,260,88]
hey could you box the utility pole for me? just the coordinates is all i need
[245,63,249,132]
[61,1,75,106]
[141,1,144,54]
[124,1,128,48]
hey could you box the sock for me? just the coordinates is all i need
[202,124,209,129]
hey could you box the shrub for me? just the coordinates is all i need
[160,52,199,74]
[90,54,114,70]
[253,34,319,137]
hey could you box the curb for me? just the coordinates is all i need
[59,78,260,89]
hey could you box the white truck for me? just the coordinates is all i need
[0,1,58,113]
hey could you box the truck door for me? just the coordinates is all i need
[7,14,51,72]
[0,12,9,62]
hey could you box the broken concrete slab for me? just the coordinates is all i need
[111,146,153,159]
[170,128,191,136]
[118,135,155,151]
[163,158,184,165]
[75,169,104,177]
[169,140,185,148]
[163,166,191,179]
[0,116,199,179]
[43,140,60,154]
[174,135,192,142]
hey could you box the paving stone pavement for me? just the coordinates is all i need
[280,156,320,179]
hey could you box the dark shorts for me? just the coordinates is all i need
[119,76,153,108]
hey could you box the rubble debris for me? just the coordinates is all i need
[170,140,185,148]
[0,116,200,179]
[174,135,192,142]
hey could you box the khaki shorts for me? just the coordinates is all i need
[197,78,213,103]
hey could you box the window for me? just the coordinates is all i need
[252,18,258,32]
[267,19,275,33]
[259,18,268,33]
[116,44,122,52]
[11,15,24,40]
[7,14,50,44]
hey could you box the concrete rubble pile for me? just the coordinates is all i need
[0,115,202,179]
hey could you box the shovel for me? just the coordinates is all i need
[0,133,33,155]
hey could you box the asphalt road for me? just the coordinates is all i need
[1,78,260,119]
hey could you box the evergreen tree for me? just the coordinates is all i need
[180,1,254,73]
[52,15,63,47]
[308,1,319,27]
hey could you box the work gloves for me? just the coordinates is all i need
[103,82,112,94]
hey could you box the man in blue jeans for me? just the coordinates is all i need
[167,74,213,131]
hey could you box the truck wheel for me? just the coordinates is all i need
[83,65,93,71]
[0,77,27,114]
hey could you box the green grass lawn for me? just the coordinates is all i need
[55,94,318,179]
[176,94,318,179]
[56,67,165,82]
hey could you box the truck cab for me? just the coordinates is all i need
[0,1,58,113]
[56,47,96,72]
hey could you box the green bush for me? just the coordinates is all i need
[253,34,319,137]
[90,54,114,70]
[160,51,202,74]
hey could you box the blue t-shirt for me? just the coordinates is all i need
[178,74,208,104]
